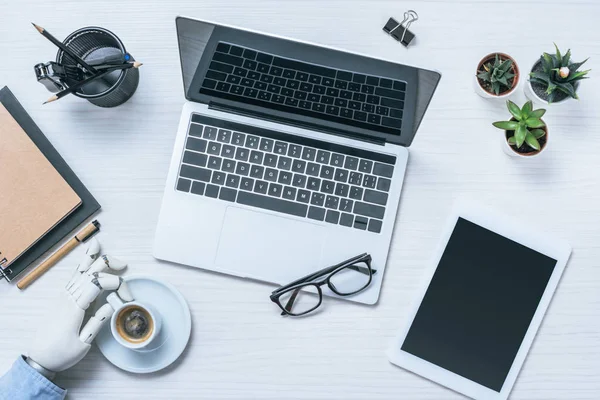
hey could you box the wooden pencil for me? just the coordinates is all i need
[32,23,98,74]
[43,62,142,104]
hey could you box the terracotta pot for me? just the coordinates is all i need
[474,52,520,99]
[502,118,548,158]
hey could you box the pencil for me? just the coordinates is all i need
[17,220,100,290]
[91,61,142,71]
[32,23,98,74]
[43,62,142,104]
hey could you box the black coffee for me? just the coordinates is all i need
[116,306,153,343]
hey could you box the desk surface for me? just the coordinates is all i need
[1,1,600,399]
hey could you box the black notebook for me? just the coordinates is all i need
[0,86,101,282]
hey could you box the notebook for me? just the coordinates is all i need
[0,86,101,281]
[0,103,82,267]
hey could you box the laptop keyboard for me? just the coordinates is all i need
[199,42,406,136]
[176,114,396,234]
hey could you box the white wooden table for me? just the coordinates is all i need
[1,1,600,399]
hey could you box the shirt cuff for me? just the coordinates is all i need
[14,356,66,399]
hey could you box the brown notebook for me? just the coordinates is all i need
[0,103,81,268]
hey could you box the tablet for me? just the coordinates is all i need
[387,200,571,400]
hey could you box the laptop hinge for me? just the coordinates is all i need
[208,101,386,146]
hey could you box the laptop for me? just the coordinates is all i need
[154,16,441,305]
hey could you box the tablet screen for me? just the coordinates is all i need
[401,217,557,392]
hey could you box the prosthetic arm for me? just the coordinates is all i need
[25,238,133,379]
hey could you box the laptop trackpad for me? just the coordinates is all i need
[215,206,325,283]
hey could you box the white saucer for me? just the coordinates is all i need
[94,275,192,374]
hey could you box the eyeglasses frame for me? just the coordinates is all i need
[270,253,375,316]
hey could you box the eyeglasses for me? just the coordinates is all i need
[270,253,376,316]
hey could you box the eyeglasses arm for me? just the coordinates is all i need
[347,265,377,275]
[271,253,371,295]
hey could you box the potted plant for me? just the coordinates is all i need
[493,100,547,157]
[525,44,590,105]
[474,53,520,99]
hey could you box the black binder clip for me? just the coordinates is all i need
[34,61,85,93]
[383,10,418,47]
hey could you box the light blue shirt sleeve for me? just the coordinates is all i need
[0,356,66,400]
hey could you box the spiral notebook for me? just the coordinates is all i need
[0,86,101,281]
[0,102,82,268]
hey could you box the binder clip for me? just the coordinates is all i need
[34,61,85,93]
[383,10,418,47]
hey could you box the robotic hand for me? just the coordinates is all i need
[26,238,134,379]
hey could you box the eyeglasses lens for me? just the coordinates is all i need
[278,284,321,315]
[328,261,372,295]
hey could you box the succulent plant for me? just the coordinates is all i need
[477,54,516,95]
[530,44,590,102]
[493,101,547,151]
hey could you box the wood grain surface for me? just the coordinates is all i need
[1,1,599,399]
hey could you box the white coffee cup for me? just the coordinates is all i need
[107,293,162,350]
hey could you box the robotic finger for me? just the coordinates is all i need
[68,255,128,295]
[87,255,127,275]
[77,238,101,272]
[72,272,125,308]
[66,238,101,291]
[79,303,114,344]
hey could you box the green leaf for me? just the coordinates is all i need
[525,118,546,128]
[562,49,571,67]
[499,59,513,73]
[507,136,517,145]
[569,76,590,84]
[567,69,591,82]
[530,108,546,118]
[497,75,509,86]
[569,58,589,72]
[507,100,522,120]
[547,90,556,104]
[522,101,533,118]
[551,53,560,69]
[546,82,557,95]
[553,43,562,66]
[555,82,578,99]
[525,132,541,151]
[493,120,519,130]
[515,124,527,148]
[542,53,554,71]
[530,77,548,86]
[531,128,546,139]
[492,82,500,95]
[477,71,490,81]
[529,72,551,84]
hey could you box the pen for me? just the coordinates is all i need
[32,23,98,74]
[17,220,101,290]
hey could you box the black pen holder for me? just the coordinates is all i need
[57,27,139,107]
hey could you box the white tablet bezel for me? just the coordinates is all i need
[387,199,572,400]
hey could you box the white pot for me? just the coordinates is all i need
[474,53,520,100]
[524,60,574,106]
[501,122,548,158]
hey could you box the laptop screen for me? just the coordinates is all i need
[175,17,441,147]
